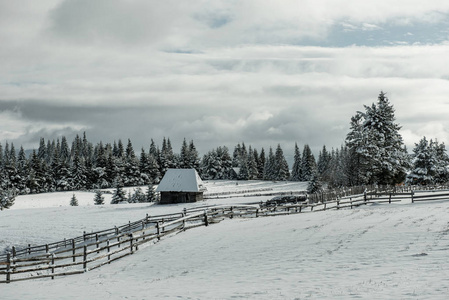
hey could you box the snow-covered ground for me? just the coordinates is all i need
[2,181,449,299]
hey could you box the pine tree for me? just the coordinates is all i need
[432,140,449,184]
[263,147,275,180]
[93,190,105,205]
[407,137,449,185]
[110,185,127,204]
[307,172,323,194]
[317,145,332,181]
[274,144,290,181]
[70,193,78,206]
[131,187,147,203]
[257,148,266,179]
[346,92,409,185]
[146,184,157,202]
[0,189,15,210]
[301,144,317,181]
[291,143,302,181]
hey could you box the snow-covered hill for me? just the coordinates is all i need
[1,181,449,299]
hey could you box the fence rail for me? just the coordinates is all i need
[2,186,449,283]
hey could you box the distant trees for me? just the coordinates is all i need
[2,92,449,200]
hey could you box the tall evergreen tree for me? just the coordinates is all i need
[301,144,316,181]
[274,144,290,181]
[146,184,157,202]
[346,91,409,185]
[291,143,302,181]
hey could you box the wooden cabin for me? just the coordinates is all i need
[156,169,207,204]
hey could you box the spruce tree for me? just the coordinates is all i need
[307,172,323,194]
[346,91,409,185]
[0,189,15,210]
[291,143,302,181]
[111,185,127,204]
[146,184,157,202]
[94,190,105,205]
[70,193,78,206]
[274,144,290,181]
[131,187,146,203]
[301,144,317,181]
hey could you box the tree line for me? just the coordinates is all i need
[1,91,449,209]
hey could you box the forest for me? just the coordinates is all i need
[1,92,449,208]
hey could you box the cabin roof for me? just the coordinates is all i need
[156,169,207,193]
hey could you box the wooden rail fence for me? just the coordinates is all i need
[2,187,449,283]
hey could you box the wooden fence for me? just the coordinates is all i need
[2,187,449,284]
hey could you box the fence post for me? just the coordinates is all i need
[350,198,353,209]
[129,234,134,254]
[256,209,259,217]
[83,231,87,241]
[83,245,87,271]
[364,190,367,204]
[337,200,340,209]
[204,211,209,227]
[96,234,100,254]
[107,240,111,263]
[156,221,161,241]
[181,212,186,230]
[6,252,11,283]
[411,190,414,203]
[51,254,55,280]
[230,206,234,219]
[72,239,76,263]
[389,193,392,204]
[28,244,31,255]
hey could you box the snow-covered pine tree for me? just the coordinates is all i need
[346,91,409,185]
[307,172,323,194]
[145,184,157,202]
[257,148,266,180]
[430,139,449,184]
[263,147,275,180]
[94,190,105,205]
[179,138,189,169]
[301,144,317,181]
[0,189,15,210]
[238,159,249,180]
[317,145,332,182]
[123,139,141,186]
[291,143,302,181]
[274,144,290,181]
[407,137,449,185]
[247,146,258,179]
[131,187,146,203]
[70,193,78,206]
[110,185,127,204]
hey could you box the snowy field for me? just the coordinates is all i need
[1,181,449,299]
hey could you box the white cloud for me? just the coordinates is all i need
[2,1,449,153]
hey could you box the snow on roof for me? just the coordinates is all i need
[156,169,207,193]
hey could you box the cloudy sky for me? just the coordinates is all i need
[2,0,449,160]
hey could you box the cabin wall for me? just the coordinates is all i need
[159,192,204,204]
